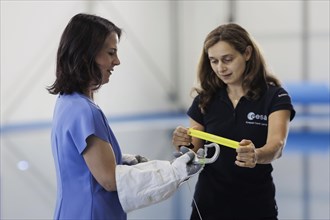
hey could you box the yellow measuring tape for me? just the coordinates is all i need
[188,128,239,149]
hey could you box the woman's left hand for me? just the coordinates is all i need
[235,139,257,168]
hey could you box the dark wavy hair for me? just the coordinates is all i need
[194,23,281,113]
[47,13,122,95]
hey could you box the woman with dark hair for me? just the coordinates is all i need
[48,13,203,220]
[172,23,295,220]
[48,13,122,96]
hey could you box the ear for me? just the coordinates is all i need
[244,45,252,61]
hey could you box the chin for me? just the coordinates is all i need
[102,79,109,85]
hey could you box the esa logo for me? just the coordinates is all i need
[247,112,267,121]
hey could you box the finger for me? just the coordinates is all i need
[236,145,255,153]
[235,160,255,168]
[173,133,191,142]
[135,155,148,163]
[183,143,194,149]
[174,126,188,135]
[172,139,192,149]
[173,130,191,141]
[239,139,251,145]
[173,141,192,150]
[177,151,195,164]
[186,151,195,163]
[173,151,183,158]
[196,148,205,158]
[236,155,254,163]
[236,146,250,153]
[188,163,203,176]
[179,146,190,154]
[172,137,191,144]
[237,149,256,159]
[235,160,245,167]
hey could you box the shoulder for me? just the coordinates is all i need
[257,84,293,109]
[58,93,100,117]
[264,84,291,99]
[264,84,295,119]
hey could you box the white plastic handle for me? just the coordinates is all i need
[193,142,220,164]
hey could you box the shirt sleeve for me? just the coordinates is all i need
[69,103,109,154]
[187,95,204,125]
[269,87,296,121]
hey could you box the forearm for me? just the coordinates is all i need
[255,140,285,164]
[116,160,180,212]
[115,150,202,213]
[256,110,291,164]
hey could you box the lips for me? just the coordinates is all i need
[220,73,232,79]
[221,72,232,76]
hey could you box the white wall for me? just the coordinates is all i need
[1,1,329,219]
[1,1,329,124]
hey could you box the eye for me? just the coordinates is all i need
[222,57,233,64]
[108,49,117,56]
[209,58,218,64]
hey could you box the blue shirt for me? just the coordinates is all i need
[51,92,126,220]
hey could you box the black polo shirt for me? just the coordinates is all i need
[187,85,295,218]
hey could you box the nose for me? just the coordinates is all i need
[114,55,120,66]
[217,62,227,73]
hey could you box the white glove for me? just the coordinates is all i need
[122,154,148,165]
[115,147,204,213]
[171,146,205,183]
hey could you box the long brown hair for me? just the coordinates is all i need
[194,23,280,113]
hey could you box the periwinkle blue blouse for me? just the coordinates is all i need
[51,92,126,220]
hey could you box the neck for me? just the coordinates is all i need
[227,86,243,108]
[226,85,244,97]
[84,90,94,100]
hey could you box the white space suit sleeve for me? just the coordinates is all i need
[115,160,185,213]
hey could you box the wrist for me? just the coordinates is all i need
[254,148,259,164]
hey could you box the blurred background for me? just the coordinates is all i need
[1,0,329,219]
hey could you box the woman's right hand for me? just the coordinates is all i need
[172,126,192,151]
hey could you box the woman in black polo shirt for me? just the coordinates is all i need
[172,23,295,220]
